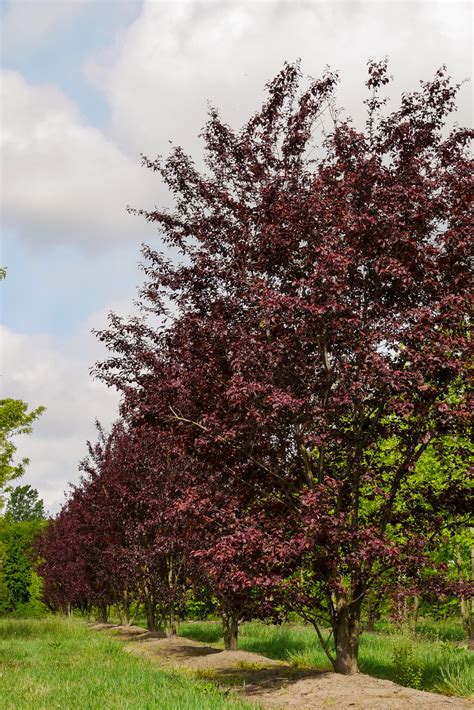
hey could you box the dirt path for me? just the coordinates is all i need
[92,624,472,709]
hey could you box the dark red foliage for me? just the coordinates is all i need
[42,61,472,672]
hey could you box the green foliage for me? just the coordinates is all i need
[414,618,466,642]
[6,484,46,522]
[438,644,474,697]
[0,517,46,614]
[392,638,424,689]
[184,587,218,620]
[13,572,49,618]
[0,399,45,509]
[0,617,251,709]
[3,534,31,606]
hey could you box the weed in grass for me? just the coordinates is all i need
[391,638,424,689]
[436,643,474,697]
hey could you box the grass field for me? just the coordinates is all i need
[179,619,474,697]
[0,617,252,710]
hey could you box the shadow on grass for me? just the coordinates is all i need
[197,665,330,696]
[118,626,331,699]
[238,634,310,661]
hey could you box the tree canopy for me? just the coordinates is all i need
[6,484,46,523]
[0,399,45,510]
[40,61,472,673]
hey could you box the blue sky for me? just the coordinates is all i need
[1,1,142,129]
[1,0,472,513]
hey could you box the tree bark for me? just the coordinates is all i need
[119,592,131,625]
[166,601,178,637]
[333,598,360,674]
[95,603,108,624]
[222,612,239,651]
[145,597,157,631]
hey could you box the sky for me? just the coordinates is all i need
[0,0,472,514]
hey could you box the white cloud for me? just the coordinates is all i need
[92,0,472,162]
[1,0,86,55]
[1,70,158,247]
[0,306,126,512]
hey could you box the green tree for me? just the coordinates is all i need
[6,485,46,522]
[0,515,47,614]
[0,399,45,510]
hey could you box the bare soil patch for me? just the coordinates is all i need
[92,624,472,709]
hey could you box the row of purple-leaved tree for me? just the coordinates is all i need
[39,60,473,674]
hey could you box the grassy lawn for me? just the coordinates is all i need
[179,619,474,698]
[0,617,252,710]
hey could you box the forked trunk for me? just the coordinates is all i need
[222,612,239,651]
[333,599,361,674]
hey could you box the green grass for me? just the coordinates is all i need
[179,620,474,698]
[0,617,253,709]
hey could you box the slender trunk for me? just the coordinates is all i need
[95,603,108,624]
[333,596,360,674]
[460,596,470,639]
[222,612,239,651]
[121,606,130,626]
[145,597,156,631]
[129,601,140,627]
[409,595,419,633]
[366,612,376,632]
[166,601,178,637]
[120,591,131,625]
[365,593,381,632]
[402,596,408,625]
[455,542,473,642]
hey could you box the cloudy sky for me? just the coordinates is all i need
[1,0,472,513]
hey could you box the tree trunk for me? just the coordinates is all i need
[166,601,178,637]
[95,603,108,624]
[455,541,473,643]
[366,610,376,632]
[119,591,131,625]
[129,601,140,627]
[222,612,239,651]
[408,595,419,633]
[145,598,157,631]
[365,592,381,632]
[333,599,360,674]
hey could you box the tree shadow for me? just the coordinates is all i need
[202,665,331,698]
